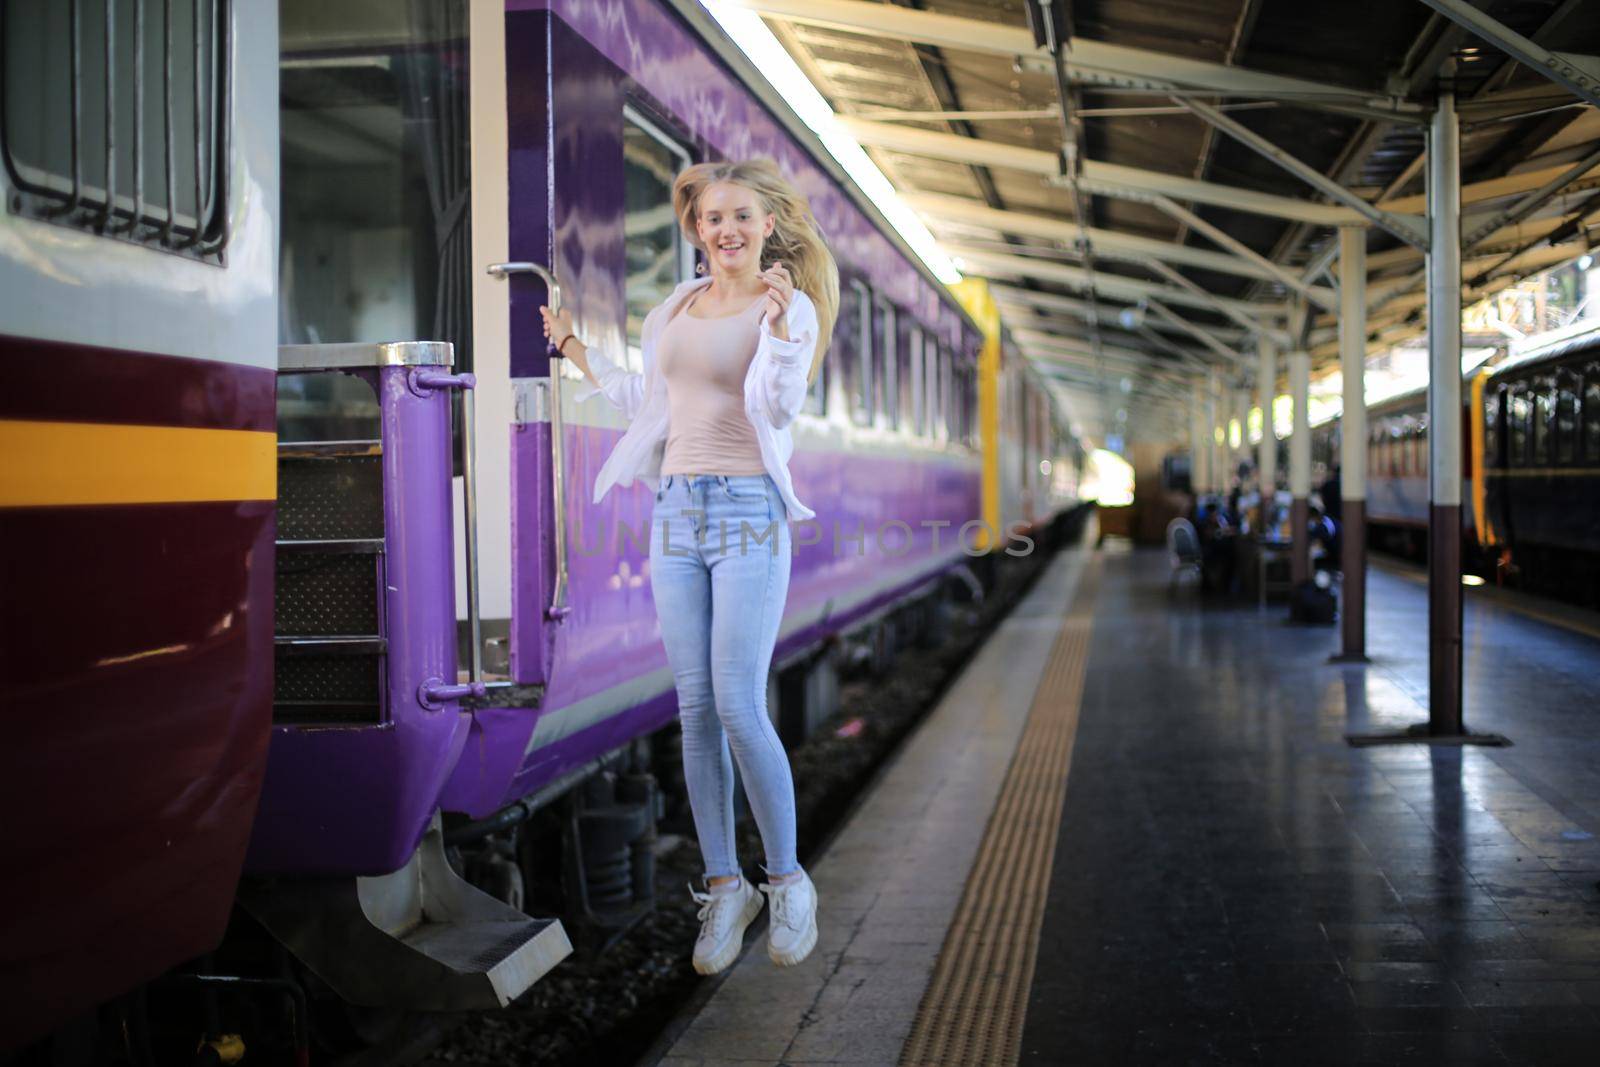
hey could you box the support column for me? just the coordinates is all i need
[1427,79,1463,734]
[1337,225,1369,662]
[1346,74,1505,748]
[1232,386,1250,484]
[1209,372,1226,497]
[1289,348,1311,586]
[1257,338,1277,531]
[1190,378,1208,497]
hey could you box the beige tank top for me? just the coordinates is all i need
[658,291,769,476]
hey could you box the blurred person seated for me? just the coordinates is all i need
[1196,495,1238,595]
[1308,504,1337,571]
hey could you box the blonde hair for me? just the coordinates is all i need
[673,158,839,385]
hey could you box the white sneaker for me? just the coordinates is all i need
[690,876,764,976]
[760,871,819,966]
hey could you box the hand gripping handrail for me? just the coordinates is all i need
[485,261,572,623]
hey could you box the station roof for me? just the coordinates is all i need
[731,0,1600,442]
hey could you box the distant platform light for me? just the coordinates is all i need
[1461,574,1487,587]
[1084,448,1134,507]
[1579,254,1594,271]
[1039,459,1052,476]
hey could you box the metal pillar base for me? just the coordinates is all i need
[1340,500,1366,659]
[1347,722,1511,748]
[1429,503,1464,734]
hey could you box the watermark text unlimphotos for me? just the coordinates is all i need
[573,512,1037,559]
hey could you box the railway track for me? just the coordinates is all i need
[1371,552,1600,640]
[334,544,1067,1067]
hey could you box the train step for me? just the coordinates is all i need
[241,815,572,1011]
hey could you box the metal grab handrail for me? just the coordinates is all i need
[406,367,485,686]
[486,261,572,623]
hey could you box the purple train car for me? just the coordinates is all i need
[4,0,1083,1053]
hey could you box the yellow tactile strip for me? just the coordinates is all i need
[900,557,1101,1067]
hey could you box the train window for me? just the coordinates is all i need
[850,280,872,426]
[897,318,915,433]
[278,1,471,360]
[804,334,828,417]
[947,344,961,440]
[907,326,926,435]
[1018,380,1031,481]
[1555,378,1577,465]
[950,360,963,446]
[925,340,941,441]
[876,298,898,429]
[953,356,966,444]
[1483,388,1501,468]
[3,0,228,258]
[941,345,955,441]
[277,371,380,442]
[1585,373,1600,462]
[624,106,693,370]
[1508,389,1530,467]
[1531,387,1551,465]
[953,358,966,441]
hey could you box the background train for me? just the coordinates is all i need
[1310,325,1600,603]
[1,0,1084,1059]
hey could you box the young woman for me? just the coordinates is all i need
[540,158,838,974]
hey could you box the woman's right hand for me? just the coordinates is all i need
[540,305,574,351]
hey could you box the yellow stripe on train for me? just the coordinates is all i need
[0,420,277,506]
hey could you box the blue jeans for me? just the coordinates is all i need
[649,473,798,880]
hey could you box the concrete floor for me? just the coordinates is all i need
[646,543,1600,1066]
[1022,546,1600,1066]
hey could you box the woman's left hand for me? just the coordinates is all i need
[761,262,793,340]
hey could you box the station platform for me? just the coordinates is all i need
[647,539,1600,1067]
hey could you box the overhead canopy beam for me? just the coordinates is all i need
[1147,194,1337,309]
[1379,156,1600,215]
[1301,240,1340,288]
[990,284,1251,344]
[837,118,1366,227]
[1346,238,1590,299]
[998,303,1248,355]
[998,301,1224,351]
[1138,257,1294,347]
[1134,325,1215,372]
[1461,140,1600,247]
[1011,329,1195,375]
[946,244,1286,322]
[905,190,1338,296]
[1026,369,1192,406]
[723,0,1409,108]
[1175,97,1431,250]
[1416,0,1600,111]
[1032,363,1191,403]
[1143,299,1248,365]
